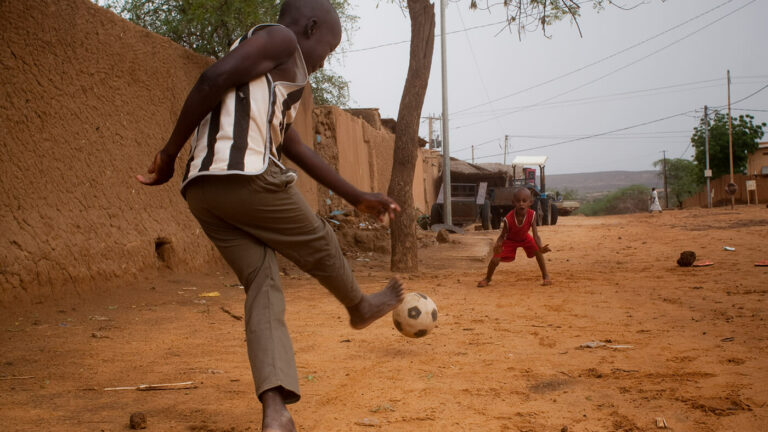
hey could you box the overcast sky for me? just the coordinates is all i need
[330,0,768,175]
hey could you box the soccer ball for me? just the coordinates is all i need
[393,292,438,338]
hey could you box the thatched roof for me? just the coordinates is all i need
[448,157,490,175]
[477,162,515,175]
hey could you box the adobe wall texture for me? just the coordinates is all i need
[0,0,434,305]
[0,0,317,304]
[313,107,439,215]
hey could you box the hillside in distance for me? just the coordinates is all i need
[546,170,662,197]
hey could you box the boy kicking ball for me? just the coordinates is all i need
[477,187,552,287]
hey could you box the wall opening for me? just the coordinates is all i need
[154,237,172,264]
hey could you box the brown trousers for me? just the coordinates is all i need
[185,162,362,404]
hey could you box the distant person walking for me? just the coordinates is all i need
[649,187,663,213]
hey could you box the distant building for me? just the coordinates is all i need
[747,141,768,176]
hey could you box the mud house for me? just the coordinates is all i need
[683,141,768,207]
[747,141,768,177]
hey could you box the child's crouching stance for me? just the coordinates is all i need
[477,187,552,287]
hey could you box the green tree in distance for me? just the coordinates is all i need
[577,185,649,216]
[690,112,765,179]
[98,0,355,106]
[653,158,700,208]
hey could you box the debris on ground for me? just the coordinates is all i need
[219,306,243,321]
[578,341,634,349]
[104,381,197,391]
[676,250,696,267]
[129,412,147,430]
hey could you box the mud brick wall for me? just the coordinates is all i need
[0,0,316,304]
[313,107,439,215]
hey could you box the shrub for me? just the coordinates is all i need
[577,185,650,216]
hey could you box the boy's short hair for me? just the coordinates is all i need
[513,187,532,198]
[278,0,337,23]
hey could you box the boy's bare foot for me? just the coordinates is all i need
[261,389,296,432]
[542,278,552,286]
[348,278,404,329]
[477,279,490,287]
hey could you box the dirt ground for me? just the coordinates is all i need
[2,207,767,432]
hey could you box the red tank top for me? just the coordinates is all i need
[504,209,534,242]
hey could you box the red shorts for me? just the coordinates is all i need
[494,234,539,262]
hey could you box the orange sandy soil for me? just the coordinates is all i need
[2,207,767,432]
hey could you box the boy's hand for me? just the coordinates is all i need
[540,244,551,254]
[356,193,401,223]
[136,151,175,186]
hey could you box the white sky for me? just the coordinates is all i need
[330,0,768,175]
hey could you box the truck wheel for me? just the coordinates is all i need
[491,213,501,230]
[430,203,443,226]
[535,200,544,226]
[549,203,559,225]
[480,200,491,230]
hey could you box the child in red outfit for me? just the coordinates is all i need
[477,187,552,287]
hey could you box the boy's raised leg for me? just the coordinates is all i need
[261,388,297,432]
[348,278,404,329]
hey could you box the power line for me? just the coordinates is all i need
[466,110,694,162]
[452,137,499,153]
[452,130,691,154]
[679,140,693,159]
[450,78,730,118]
[450,0,738,116]
[454,0,758,131]
[732,108,768,113]
[339,19,507,54]
[454,3,505,133]
[714,82,768,108]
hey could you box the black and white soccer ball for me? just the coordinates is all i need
[392,292,438,338]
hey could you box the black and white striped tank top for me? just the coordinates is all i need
[181,24,308,194]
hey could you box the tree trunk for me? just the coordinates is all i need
[387,0,435,273]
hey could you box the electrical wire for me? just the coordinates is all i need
[450,78,731,118]
[450,0,738,116]
[454,0,758,131]
[454,4,506,135]
[338,19,508,54]
[465,109,694,162]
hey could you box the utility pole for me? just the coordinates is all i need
[662,150,669,209]
[428,115,433,149]
[727,70,735,210]
[704,105,712,208]
[424,114,440,149]
[471,145,475,164]
[440,0,452,225]
[503,134,509,165]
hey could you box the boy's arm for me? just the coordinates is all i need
[531,215,551,253]
[282,127,400,222]
[137,26,298,185]
[493,220,507,254]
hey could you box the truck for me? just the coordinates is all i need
[486,156,558,228]
[429,155,558,230]
[430,182,492,230]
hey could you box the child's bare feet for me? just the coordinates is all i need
[477,279,490,287]
[261,389,296,432]
[348,278,404,329]
[542,278,552,286]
